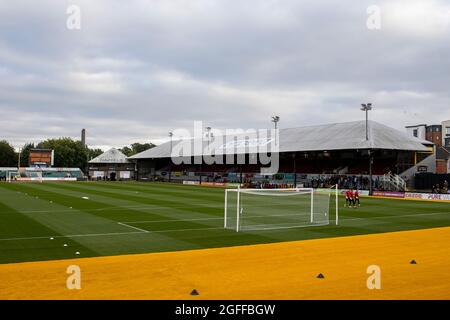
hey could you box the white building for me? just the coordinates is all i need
[88,148,135,181]
[442,120,450,147]
[406,124,427,140]
[406,120,450,148]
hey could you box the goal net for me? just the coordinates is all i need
[224,187,338,232]
[6,171,20,183]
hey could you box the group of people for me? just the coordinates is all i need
[432,180,449,194]
[345,189,361,208]
[309,175,387,191]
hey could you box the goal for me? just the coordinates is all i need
[6,171,19,183]
[6,170,43,183]
[224,186,338,232]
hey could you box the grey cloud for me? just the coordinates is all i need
[0,0,449,149]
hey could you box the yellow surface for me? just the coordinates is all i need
[1,227,449,300]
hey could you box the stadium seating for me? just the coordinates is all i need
[24,168,84,179]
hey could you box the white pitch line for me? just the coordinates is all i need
[121,211,450,225]
[150,226,223,233]
[0,226,223,242]
[0,211,448,242]
[120,216,225,224]
[0,231,146,242]
[120,212,310,224]
[243,222,330,231]
[342,211,450,222]
[68,231,147,238]
[0,203,222,215]
[117,222,150,233]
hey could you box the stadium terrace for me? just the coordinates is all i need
[129,120,433,190]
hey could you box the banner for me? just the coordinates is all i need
[372,191,405,198]
[16,177,77,182]
[93,171,105,178]
[119,171,131,179]
[183,181,199,185]
[201,182,227,187]
[183,181,238,187]
[405,192,450,202]
[226,183,242,188]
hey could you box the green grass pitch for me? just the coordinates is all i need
[0,181,449,264]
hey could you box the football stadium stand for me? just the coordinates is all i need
[88,148,135,181]
[129,120,433,191]
[3,168,84,182]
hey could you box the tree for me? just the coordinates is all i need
[119,146,133,157]
[88,148,104,161]
[19,143,35,167]
[0,140,17,167]
[131,143,155,155]
[37,138,88,168]
[120,143,155,157]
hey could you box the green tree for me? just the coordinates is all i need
[19,143,35,167]
[119,146,133,157]
[131,143,155,155]
[0,140,17,167]
[88,148,104,161]
[120,142,155,156]
[37,138,88,169]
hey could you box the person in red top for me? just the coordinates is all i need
[348,189,354,208]
[354,190,361,208]
[345,189,352,207]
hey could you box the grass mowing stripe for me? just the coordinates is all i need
[55,182,225,212]
[119,210,450,225]
[85,181,226,197]
[0,194,63,238]
[9,183,200,223]
[36,182,227,224]
[0,203,223,216]
[17,182,267,232]
[0,231,146,241]
[342,211,450,222]
[0,185,100,263]
[72,181,226,204]
[16,183,230,236]
[1,181,450,264]
[0,183,215,259]
[43,182,223,212]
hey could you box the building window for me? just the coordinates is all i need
[446,127,450,135]
[413,129,418,137]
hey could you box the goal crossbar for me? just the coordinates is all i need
[224,186,338,232]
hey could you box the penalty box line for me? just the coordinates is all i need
[1,211,448,242]
[0,224,224,242]
[119,210,450,225]
[120,212,313,225]
[118,221,223,234]
[117,222,150,233]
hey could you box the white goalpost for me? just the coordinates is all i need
[6,171,19,183]
[224,185,339,232]
[6,170,44,183]
[36,171,43,183]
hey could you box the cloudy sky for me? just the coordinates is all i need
[1,0,449,149]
